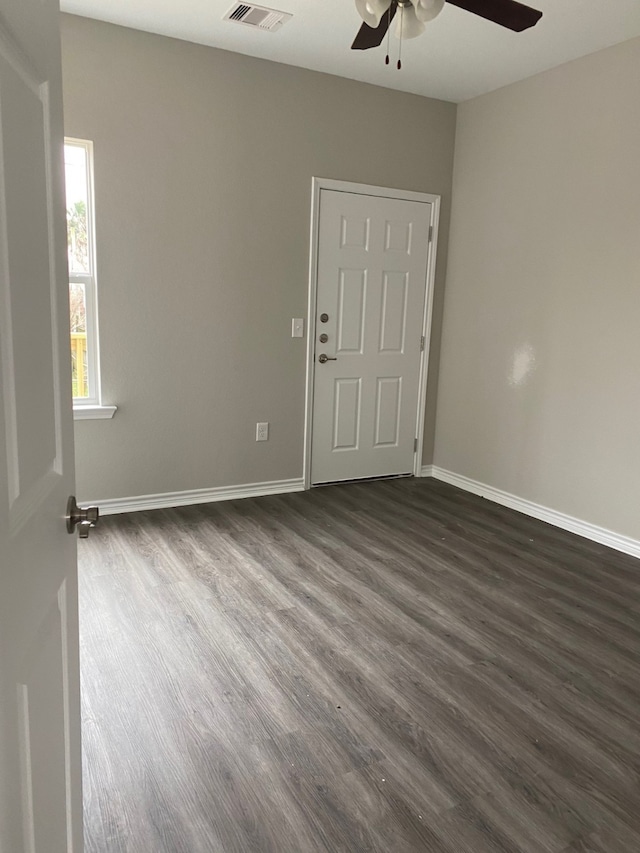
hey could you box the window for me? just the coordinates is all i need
[64,138,115,418]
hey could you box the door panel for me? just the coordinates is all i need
[333,378,361,451]
[1,51,60,518]
[374,377,402,447]
[311,189,432,485]
[384,219,412,253]
[337,270,366,353]
[0,3,82,851]
[340,213,370,249]
[379,272,408,353]
[17,591,69,852]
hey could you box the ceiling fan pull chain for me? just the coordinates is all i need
[385,6,391,64]
[397,5,403,69]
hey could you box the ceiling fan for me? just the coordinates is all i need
[352,0,543,52]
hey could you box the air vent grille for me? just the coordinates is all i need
[230,4,251,20]
[224,2,292,31]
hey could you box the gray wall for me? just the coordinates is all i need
[435,37,640,540]
[61,14,456,502]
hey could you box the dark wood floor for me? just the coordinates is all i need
[79,477,640,853]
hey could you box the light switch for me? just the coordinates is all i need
[291,318,304,338]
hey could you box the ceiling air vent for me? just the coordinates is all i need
[223,3,292,32]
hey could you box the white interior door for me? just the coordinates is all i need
[310,189,433,485]
[0,2,83,851]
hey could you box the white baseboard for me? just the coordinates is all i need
[86,477,305,516]
[87,467,640,561]
[421,465,640,561]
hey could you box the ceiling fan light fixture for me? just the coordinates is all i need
[411,0,444,24]
[355,0,391,29]
[394,2,426,39]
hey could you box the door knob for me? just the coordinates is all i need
[66,496,99,539]
[318,353,337,364]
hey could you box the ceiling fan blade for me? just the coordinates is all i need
[351,3,397,50]
[446,0,542,32]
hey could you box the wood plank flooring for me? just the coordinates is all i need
[78,478,640,852]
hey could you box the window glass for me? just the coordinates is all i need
[64,144,90,275]
[69,281,87,398]
[64,139,98,404]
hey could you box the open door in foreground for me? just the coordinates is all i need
[0,1,83,850]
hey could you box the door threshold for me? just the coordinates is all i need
[312,473,413,488]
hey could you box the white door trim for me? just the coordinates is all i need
[303,177,441,490]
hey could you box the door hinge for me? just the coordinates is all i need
[414,438,418,452]
[420,335,425,351]
[428,225,433,242]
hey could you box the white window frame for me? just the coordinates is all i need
[65,137,115,419]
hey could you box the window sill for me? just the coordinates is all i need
[73,404,117,421]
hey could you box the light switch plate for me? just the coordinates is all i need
[291,318,304,338]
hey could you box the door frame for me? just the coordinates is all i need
[303,177,441,490]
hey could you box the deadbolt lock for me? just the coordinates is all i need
[319,333,328,343]
[320,313,329,323]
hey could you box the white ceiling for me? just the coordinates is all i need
[60,0,640,102]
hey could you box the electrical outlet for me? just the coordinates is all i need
[256,422,269,441]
